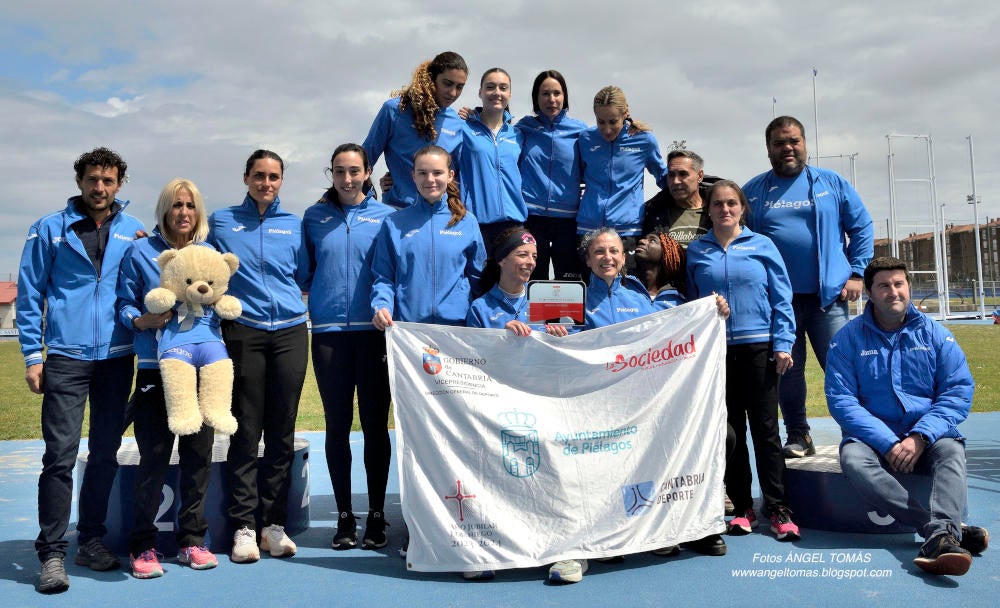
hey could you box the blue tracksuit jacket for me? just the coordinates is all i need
[18,198,143,365]
[686,228,796,353]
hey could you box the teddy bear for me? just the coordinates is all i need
[144,246,242,436]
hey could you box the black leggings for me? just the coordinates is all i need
[311,331,392,514]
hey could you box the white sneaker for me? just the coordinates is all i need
[461,569,495,580]
[231,526,260,563]
[548,559,588,583]
[260,524,297,557]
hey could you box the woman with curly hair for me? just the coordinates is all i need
[363,51,469,209]
[633,230,687,309]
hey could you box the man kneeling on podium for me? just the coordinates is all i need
[825,257,988,576]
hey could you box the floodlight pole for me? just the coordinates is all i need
[968,135,986,318]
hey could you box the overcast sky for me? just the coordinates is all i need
[1,0,997,277]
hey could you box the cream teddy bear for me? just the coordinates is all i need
[144,246,242,436]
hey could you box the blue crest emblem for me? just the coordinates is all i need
[498,410,540,478]
[422,346,442,375]
[621,481,655,517]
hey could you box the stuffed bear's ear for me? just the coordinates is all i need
[222,252,240,276]
[156,249,180,270]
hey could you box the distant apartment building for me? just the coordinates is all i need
[891,218,1000,285]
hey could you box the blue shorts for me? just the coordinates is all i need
[159,341,229,367]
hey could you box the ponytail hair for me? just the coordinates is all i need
[413,145,466,227]
[395,51,468,141]
[593,85,651,133]
[445,180,466,227]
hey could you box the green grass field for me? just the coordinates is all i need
[1,324,997,440]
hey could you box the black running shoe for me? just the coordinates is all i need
[75,538,120,571]
[362,511,389,549]
[331,511,357,550]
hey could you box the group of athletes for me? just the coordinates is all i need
[22,49,879,592]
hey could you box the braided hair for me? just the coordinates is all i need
[413,145,466,227]
[657,232,686,292]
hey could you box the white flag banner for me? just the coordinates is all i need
[387,296,727,572]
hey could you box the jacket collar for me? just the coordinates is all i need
[65,196,127,223]
[241,193,281,216]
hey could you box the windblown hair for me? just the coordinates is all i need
[593,85,651,133]
[414,145,466,227]
[155,178,209,246]
[578,227,623,264]
[394,51,468,141]
[74,147,128,183]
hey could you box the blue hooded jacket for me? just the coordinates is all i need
[454,109,528,225]
[825,302,973,455]
[18,197,143,365]
[370,195,486,326]
[686,227,796,353]
[743,165,873,307]
[301,192,395,332]
[363,97,465,209]
[577,126,668,236]
[207,195,308,331]
[515,109,587,218]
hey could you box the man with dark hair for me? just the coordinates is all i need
[18,147,144,593]
[642,149,718,247]
[743,116,873,458]
[826,257,988,576]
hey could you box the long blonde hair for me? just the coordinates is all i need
[155,178,208,246]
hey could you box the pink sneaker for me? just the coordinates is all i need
[177,545,218,570]
[770,507,801,541]
[130,549,164,579]
[727,508,758,535]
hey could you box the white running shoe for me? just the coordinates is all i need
[260,524,297,557]
[230,526,260,563]
[548,559,588,583]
